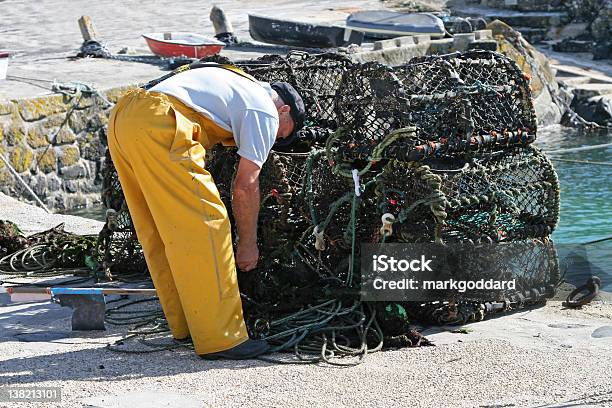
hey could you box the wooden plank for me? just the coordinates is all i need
[78,15,97,42]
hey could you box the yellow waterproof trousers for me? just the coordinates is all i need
[107,88,248,354]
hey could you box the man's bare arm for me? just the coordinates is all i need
[232,157,261,271]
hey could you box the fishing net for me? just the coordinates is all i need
[94,50,559,360]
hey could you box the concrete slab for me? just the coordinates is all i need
[537,46,612,78]
[474,29,493,40]
[0,192,102,235]
[454,5,568,28]
[423,301,612,353]
[453,33,476,51]
[428,38,455,54]
[552,64,612,84]
[556,75,593,86]
[573,83,612,99]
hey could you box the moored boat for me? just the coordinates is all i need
[346,10,446,39]
[248,14,364,48]
[142,32,225,58]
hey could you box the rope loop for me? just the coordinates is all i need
[379,213,395,237]
[313,226,326,251]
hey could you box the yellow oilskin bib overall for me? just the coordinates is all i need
[107,87,248,355]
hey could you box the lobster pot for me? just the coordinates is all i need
[376,146,559,244]
[243,53,353,129]
[331,50,537,164]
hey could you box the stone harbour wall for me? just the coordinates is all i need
[0,86,134,210]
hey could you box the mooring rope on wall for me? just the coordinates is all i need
[545,142,612,155]
[0,153,51,213]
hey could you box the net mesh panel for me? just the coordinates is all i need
[331,51,537,163]
[375,147,559,244]
[97,51,559,333]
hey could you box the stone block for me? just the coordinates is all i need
[104,86,135,103]
[551,22,588,40]
[75,95,95,110]
[36,149,57,173]
[26,127,50,148]
[474,29,493,40]
[86,194,103,207]
[552,39,592,53]
[53,194,67,210]
[0,168,14,188]
[79,138,106,161]
[16,95,68,122]
[58,145,80,167]
[428,38,455,54]
[41,113,66,128]
[88,112,109,130]
[468,40,498,51]
[486,11,567,29]
[69,113,89,134]
[516,0,564,12]
[60,163,88,180]
[452,33,476,51]
[395,36,416,47]
[30,174,48,197]
[47,174,61,191]
[556,76,591,86]
[10,146,34,173]
[6,120,25,146]
[412,34,431,44]
[373,39,396,51]
[351,43,430,67]
[573,84,612,100]
[0,102,14,116]
[380,44,429,66]
[54,128,77,144]
[80,179,103,194]
[0,148,13,185]
[66,194,87,208]
[62,180,79,193]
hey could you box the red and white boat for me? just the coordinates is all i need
[142,32,225,58]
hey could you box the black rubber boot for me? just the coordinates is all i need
[200,339,270,360]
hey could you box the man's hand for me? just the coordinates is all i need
[236,242,259,272]
[232,157,262,272]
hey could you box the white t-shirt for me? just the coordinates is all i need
[150,66,279,168]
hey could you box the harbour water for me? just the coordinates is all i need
[535,127,611,245]
[535,126,611,289]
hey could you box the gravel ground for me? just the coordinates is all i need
[0,0,382,99]
[0,298,611,408]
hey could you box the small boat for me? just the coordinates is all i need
[248,14,364,49]
[142,32,225,58]
[346,10,446,39]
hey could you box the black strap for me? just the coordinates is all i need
[141,62,258,90]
